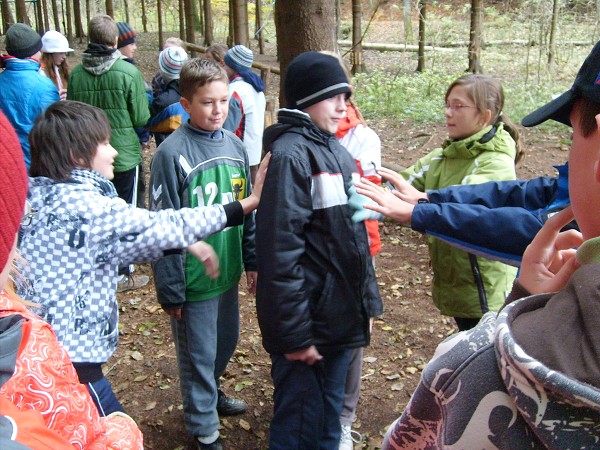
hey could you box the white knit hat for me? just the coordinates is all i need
[224,45,253,73]
[159,46,189,82]
[41,30,73,53]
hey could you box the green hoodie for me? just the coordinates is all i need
[402,124,518,318]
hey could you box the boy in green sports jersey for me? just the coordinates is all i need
[149,58,255,450]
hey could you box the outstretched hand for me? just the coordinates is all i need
[354,177,415,226]
[519,206,583,295]
[377,167,428,204]
[240,152,272,215]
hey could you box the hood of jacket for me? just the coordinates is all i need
[496,260,600,447]
[82,43,121,76]
[1,56,40,72]
[441,123,516,161]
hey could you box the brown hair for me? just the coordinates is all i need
[204,44,228,64]
[29,101,111,182]
[88,14,118,46]
[179,57,229,100]
[446,74,524,164]
[40,52,70,90]
[579,97,600,138]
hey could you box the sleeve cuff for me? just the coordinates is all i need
[223,201,244,227]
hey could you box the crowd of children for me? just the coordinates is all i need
[2,14,600,450]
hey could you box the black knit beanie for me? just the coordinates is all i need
[284,52,351,110]
[5,23,42,59]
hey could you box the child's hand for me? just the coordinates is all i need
[59,88,67,101]
[347,184,383,223]
[241,153,271,214]
[187,241,220,279]
[519,206,583,295]
[285,345,323,365]
[377,167,428,205]
[355,178,414,226]
[246,271,257,294]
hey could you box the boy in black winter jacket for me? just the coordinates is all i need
[255,51,382,450]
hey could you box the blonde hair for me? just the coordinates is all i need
[164,37,185,49]
[179,58,229,100]
[446,74,524,164]
[205,44,228,64]
[88,14,118,46]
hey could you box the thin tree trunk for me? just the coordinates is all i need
[73,0,84,40]
[403,0,412,43]
[65,0,73,43]
[351,0,365,74]
[15,0,29,24]
[105,0,113,19]
[203,0,213,46]
[231,0,249,46]
[51,0,61,30]
[417,0,426,72]
[1,0,15,33]
[227,0,233,47]
[157,0,163,50]
[256,0,264,54]
[35,0,42,33]
[178,0,185,40]
[548,0,559,65]
[467,0,483,73]
[141,0,147,32]
[124,0,130,24]
[184,0,195,48]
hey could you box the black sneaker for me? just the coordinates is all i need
[216,389,247,416]
[196,436,223,450]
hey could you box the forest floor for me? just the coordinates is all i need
[28,11,570,448]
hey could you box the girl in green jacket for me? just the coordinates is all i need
[401,74,523,331]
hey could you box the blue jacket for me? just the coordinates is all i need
[411,164,570,266]
[0,57,60,168]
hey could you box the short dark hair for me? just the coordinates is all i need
[179,57,228,100]
[88,14,118,46]
[579,97,600,138]
[29,101,111,181]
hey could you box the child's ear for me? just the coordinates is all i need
[483,109,493,126]
[180,97,191,114]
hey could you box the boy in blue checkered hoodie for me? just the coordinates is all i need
[17,100,268,418]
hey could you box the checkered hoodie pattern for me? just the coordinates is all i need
[19,169,227,364]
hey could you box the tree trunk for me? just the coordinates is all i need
[157,0,163,50]
[73,0,84,40]
[184,0,195,48]
[256,0,264,54]
[178,0,185,40]
[417,0,426,72]
[351,0,365,74]
[403,0,413,43]
[65,0,73,43]
[124,0,130,24]
[42,0,50,30]
[50,0,60,31]
[232,0,249,46]
[467,0,483,73]
[548,0,559,65]
[15,0,29,24]
[2,0,15,33]
[203,0,213,46]
[141,0,147,32]
[105,0,113,20]
[275,0,337,107]
[35,0,42,33]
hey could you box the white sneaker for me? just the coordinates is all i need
[339,424,362,450]
[117,274,149,292]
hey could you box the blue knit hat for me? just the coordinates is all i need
[224,45,253,74]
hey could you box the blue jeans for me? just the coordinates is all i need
[269,348,352,450]
[85,375,125,416]
[171,287,240,437]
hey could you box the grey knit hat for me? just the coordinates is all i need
[5,23,42,59]
[159,46,188,82]
[224,45,253,74]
